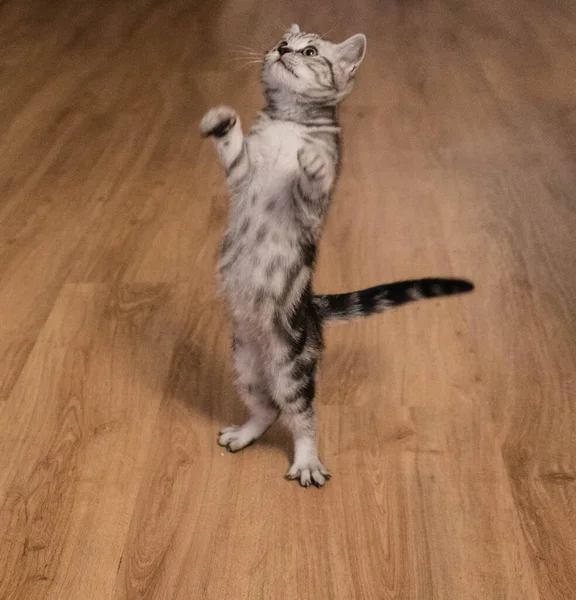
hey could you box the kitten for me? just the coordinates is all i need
[200,25,473,487]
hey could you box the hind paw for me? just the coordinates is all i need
[286,458,331,488]
[218,424,257,452]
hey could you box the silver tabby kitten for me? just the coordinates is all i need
[200,25,473,487]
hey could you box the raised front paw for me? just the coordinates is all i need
[200,106,238,138]
[297,146,329,181]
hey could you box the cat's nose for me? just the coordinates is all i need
[278,46,292,56]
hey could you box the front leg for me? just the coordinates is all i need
[200,106,249,185]
[297,144,334,201]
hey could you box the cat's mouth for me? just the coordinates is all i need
[276,58,298,77]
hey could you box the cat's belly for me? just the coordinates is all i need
[218,234,309,328]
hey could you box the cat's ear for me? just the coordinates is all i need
[336,34,367,77]
[286,24,300,36]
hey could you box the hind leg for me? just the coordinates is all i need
[282,393,331,487]
[268,322,330,487]
[218,336,278,452]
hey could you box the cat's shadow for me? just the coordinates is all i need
[133,296,292,459]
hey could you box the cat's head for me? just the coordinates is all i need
[262,25,367,104]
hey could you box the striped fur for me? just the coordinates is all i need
[314,278,474,321]
[200,26,474,488]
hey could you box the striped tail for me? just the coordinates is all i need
[313,278,474,322]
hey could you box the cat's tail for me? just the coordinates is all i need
[313,278,474,322]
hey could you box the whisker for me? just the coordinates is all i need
[226,56,262,62]
[240,62,263,68]
[226,60,263,72]
[321,24,338,39]
[232,44,261,53]
[229,52,262,60]
[228,62,261,69]
[230,49,261,56]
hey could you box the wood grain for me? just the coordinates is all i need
[1,0,575,598]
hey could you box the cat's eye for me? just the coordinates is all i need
[277,41,288,50]
[303,46,318,57]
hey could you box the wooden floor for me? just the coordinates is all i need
[1,0,575,598]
